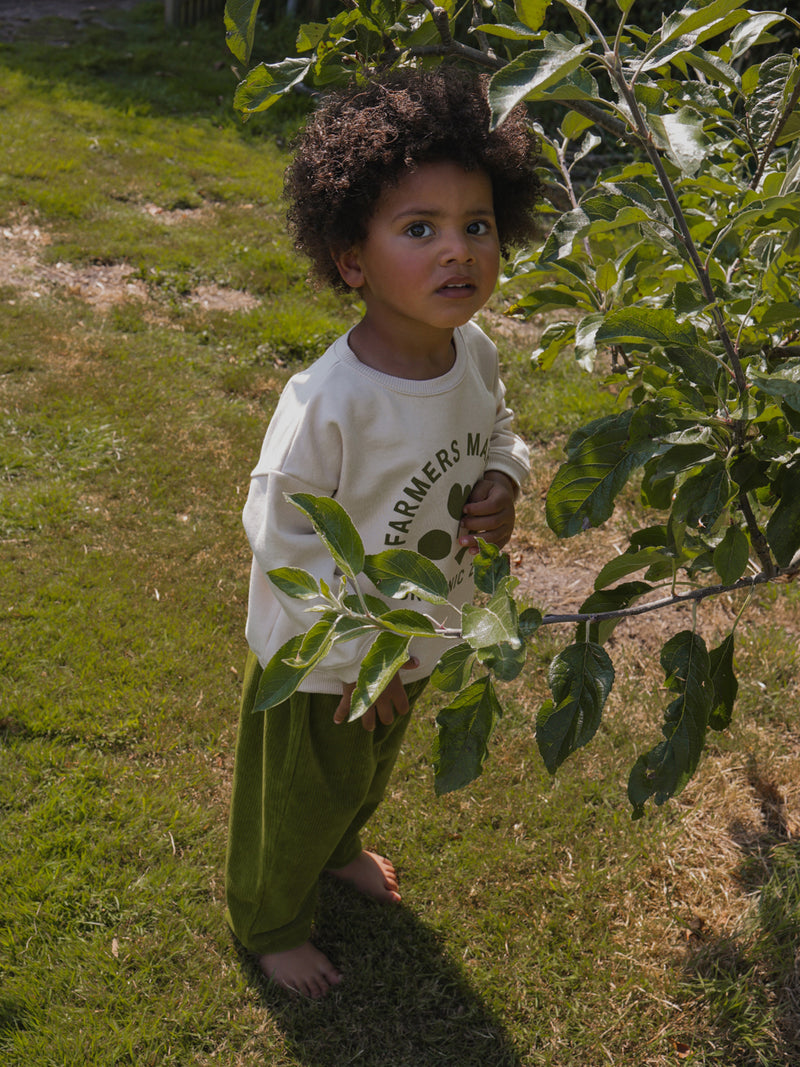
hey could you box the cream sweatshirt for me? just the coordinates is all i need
[243,320,530,693]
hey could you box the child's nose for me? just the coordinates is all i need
[440,231,475,264]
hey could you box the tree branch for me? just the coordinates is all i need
[556,100,638,145]
[418,0,453,45]
[537,556,800,627]
[738,491,776,577]
[609,61,749,398]
[405,42,503,70]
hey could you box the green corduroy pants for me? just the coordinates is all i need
[225,650,428,955]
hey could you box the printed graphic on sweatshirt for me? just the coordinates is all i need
[382,432,491,564]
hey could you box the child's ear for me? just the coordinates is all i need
[332,247,364,290]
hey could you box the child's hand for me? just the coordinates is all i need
[458,470,517,555]
[334,659,418,730]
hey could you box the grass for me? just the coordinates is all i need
[1,4,800,1065]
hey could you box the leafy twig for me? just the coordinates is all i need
[608,58,750,397]
[750,72,800,192]
[538,555,800,627]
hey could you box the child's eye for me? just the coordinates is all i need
[406,221,434,238]
[466,219,492,236]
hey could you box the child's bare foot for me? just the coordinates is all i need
[257,942,342,999]
[327,849,402,903]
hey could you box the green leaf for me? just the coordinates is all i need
[649,107,710,176]
[363,549,448,604]
[729,13,784,61]
[661,0,746,44]
[713,525,749,584]
[749,359,800,414]
[641,0,751,72]
[378,609,438,638]
[598,180,667,219]
[642,442,716,509]
[224,0,261,64]
[766,465,800,567]
[594,546,673,589]
[663,627,712,695]
[473,21,546,41]
[233,58,313,116]
[472,541,511,594]
[295,21,327,52]
[759,303,800,329]
[430,642,476,692]
[627,631,712,819]
[462,600,521,652]
[546,409,661,538]
[332,615,377,642]
[253,634,311,712]
[534,66,600,103]
[663,345,722,390]
[515,284,596,314]
[672,280,708,313]
[285,618,337,668]
[539,207,589,263]
[560,110,594,141]
[748,55,799,144]
[488,36,591,128]
[672,461,734,532]
[682,46,740,94]
[266,566,322,601]
[536,642,615,774]
[560,193,654,245]
[721,196,800,238]
[287,493,365,580]
[519,607,543,637]
[349,631,411,722]
[574,312,603,372]
[514,0,549,31]
[433,677,503,794]
[476,640,527,681]
[708,633,738,730]
[596,307,700,353]
[595,261,618,294]
[342,592,387,617]
[531,319,577,369]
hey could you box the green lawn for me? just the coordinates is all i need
[1,4,799,1065]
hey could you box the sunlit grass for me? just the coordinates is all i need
[1,4,799,1065]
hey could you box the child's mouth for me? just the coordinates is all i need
[438,281,475,296]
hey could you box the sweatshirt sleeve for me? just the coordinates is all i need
[243,468,375,682]
[461,323,530,486]
[486,371,530,487]
[242,375,375,682]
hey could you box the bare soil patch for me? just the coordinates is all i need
[0,217,257,312]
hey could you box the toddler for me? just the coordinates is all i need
[225,66,542,998]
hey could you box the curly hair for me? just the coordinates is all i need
[284,67,543,292]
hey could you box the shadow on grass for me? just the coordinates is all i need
[681,765,800,1066]
[233,877,524,1067]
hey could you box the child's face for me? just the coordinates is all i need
[335,161,500,342]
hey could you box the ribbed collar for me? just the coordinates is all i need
[333,326,469,396]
